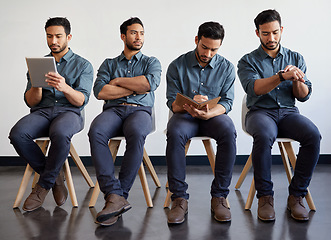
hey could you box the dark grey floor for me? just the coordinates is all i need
[0,164,330,240]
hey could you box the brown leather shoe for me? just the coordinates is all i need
[287,195,309,221]
[95,215,119,226]
[52,170,68,206]
[211,197,231,222]
[167,198,188,224]
[258,195,275,221]
[23,184,49,212]
[96,194,131,223]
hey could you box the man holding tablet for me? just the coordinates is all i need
[9,17,93,211]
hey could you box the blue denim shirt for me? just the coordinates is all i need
[237,45,312,109]
[24,49,94,111]
[93,51,161,107]
[166,50,235,113]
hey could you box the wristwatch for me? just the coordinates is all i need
[278,70,286,82]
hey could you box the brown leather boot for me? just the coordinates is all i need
[211,197,231,222]
[96,194,131,223]
[23,184,49,212]
[258,195,275,221]
[167,198,188,224]
[287,195,309,221]
[52,170,68,206]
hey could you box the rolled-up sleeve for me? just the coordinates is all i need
[218,62,235,113]
[166,60,181,110]
[237,56,260,98]
[93,59,110,99]
[296,54,312,102]
[144,57,162,92]
[74,61,94,106]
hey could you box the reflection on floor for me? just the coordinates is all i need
[0,165,330,240]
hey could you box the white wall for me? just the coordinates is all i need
[1,0,330,157]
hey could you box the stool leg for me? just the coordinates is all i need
[89,181,100,208]
[202,139,216,174]
[138,162,153,207]
[235,154,253,189]
[13,164,34,208]
[245,178,256,210]
[164,187,172,208]
[69,143,94,188]
[63,159,78,207]
[305,189,316,211]
[31,172,40,189]
[143,148,161,188]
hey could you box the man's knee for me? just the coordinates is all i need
[8,124,26,145]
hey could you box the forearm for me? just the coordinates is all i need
[97,84,133,100]
[206,104,226,118]
[62,87,85,107]
[253,75,281,96]
[25,87,42,107]
[112,76,150,93]
[292,81,309,99]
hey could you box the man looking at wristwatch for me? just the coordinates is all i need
[237,9,321,222]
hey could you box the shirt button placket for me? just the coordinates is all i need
[128,60,132,77]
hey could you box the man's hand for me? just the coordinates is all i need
[183,104,211,120]
[283,65,305,82]
[45,72,70,92]
[45,72,85,106]
[193,94,208,103]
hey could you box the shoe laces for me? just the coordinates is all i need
[214,197,227,208]
[173,198,186,209]
[292,196,305,207]
[259,196,273,207]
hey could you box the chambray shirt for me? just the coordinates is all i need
[237,45,312,109]
[93,51,161,107]
[24,49,94,111]
[166,50,235,113]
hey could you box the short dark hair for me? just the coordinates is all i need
[254,9,281,30]
[120,17,144,35]
[197,22,225,41]
[45,17,71,35]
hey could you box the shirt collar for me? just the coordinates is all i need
[119,51,142,61]
[188,50,216,69]
[47,48,73,63]
[257,44,284,59]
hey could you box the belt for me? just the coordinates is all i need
[119,102,141,107]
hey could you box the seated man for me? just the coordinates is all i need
[237,9,321,221]
[88,17,161,226]
[166,21,237,224]
[9,17,93,211]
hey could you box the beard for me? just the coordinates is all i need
[49,43,68,54]
[195,48,212,64]
[260,38,281,51]
[126,41,143,51]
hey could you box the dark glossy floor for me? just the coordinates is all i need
[0,164,330,240]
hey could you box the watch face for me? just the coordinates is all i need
[278,71,285,81]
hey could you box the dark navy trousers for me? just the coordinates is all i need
[88,106,152,200]
[9,106,83,189]
[166,112,237,200]
[245,106,321,198]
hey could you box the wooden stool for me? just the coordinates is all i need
[88,138,161,208]
[13,138,94,208]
